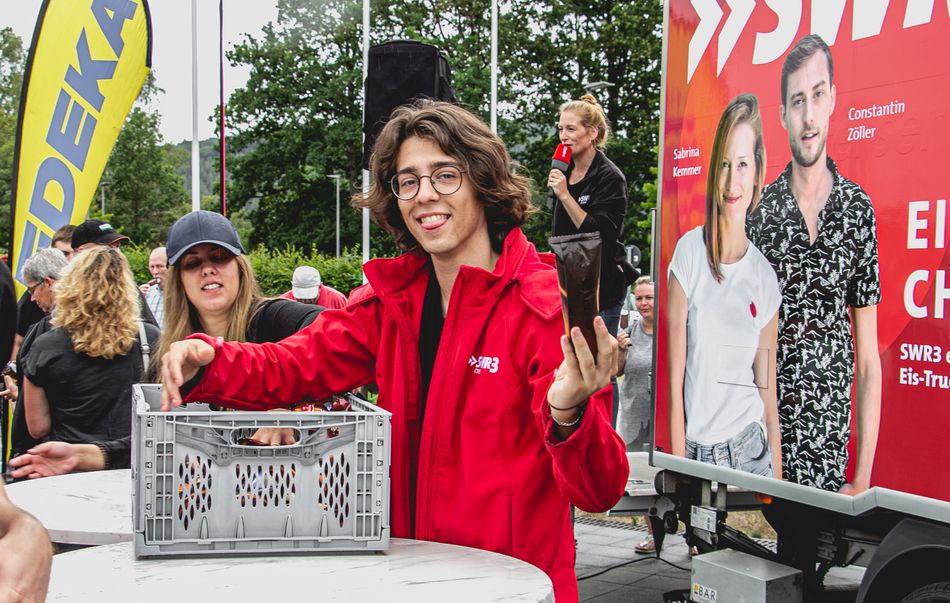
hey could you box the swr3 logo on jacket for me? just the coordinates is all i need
[469,355,499,374]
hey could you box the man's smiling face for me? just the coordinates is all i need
[395,136,491,266]
[781,51,836,169]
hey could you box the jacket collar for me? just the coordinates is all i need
[362,227,558,339]
[363,227,535,299]
[567,149,605,181]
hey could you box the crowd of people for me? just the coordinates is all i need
[0,96,653,601]
[4,211,332,473]
[0,31,890,600]
[26,83,799,597]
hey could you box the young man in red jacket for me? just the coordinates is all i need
[161,101,629,602]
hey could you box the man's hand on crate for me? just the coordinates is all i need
[249,428,298,445]
[160,338,217,410]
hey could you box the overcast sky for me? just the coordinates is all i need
[2,0,279,143]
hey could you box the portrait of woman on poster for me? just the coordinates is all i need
[667,93,782,478]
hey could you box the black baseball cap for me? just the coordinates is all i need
[166,210,245,266]
[71,220,130,249]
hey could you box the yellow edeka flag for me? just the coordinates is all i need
[9,0,151,294]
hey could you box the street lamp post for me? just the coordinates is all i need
[581,80,615,95]
[490,0,498,133]
[361,0,371,274]
[329,174,342,258]
[99,180,111,215]
[191,0,200,212]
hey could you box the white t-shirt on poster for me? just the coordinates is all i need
[669,227,781,445]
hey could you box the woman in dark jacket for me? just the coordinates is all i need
[548,92,635,424]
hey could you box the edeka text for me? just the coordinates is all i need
[14,0,137,283]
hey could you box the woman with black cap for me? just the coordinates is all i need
[161,210,324,443]
[159,210,320,353]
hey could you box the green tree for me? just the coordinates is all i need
[223,0,663,258]
[0,27,25,253]
[636,153,659,275]
[376,0,663,257]
[225,0,385,255]
[500,0,664,255]
[94,75,189,246]
[172,138,218,199]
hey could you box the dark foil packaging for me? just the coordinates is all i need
[549,232,602,358]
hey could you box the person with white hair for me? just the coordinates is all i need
[280,265,347,309]
[5,249,70,462]
[141,247,168,329]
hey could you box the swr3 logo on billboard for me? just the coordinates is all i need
[686,0,947,82]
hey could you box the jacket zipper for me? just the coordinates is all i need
[416,272,470,540]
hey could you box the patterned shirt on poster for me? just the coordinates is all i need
[746,157,881,491]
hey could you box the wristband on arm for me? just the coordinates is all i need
[549,403,585,428]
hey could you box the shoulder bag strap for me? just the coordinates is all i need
[137,319,150,371]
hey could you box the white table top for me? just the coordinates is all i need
[47,538,554,602]
[6,469,131,545]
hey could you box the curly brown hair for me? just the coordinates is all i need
[51,246,139,359]
[353,100,535,252]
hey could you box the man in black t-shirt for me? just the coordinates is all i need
[0,261,16,376]
[1,261,17,473]
[5,249,71,459]
[3,249,69,403]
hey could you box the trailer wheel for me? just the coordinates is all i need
[901,581,950,602]
[664,511,678,534]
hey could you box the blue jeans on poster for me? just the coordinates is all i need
[685,422,773,477]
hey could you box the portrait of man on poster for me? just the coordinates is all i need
[747,34,882,495]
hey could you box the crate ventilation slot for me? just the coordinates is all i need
[234,462,297,508]
[177,454,213,530]
[317,453,351,527]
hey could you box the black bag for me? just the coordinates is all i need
[362,40,458,168]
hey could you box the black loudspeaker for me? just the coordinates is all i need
[362,40,458,168]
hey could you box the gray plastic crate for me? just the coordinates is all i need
[132,383,391,557]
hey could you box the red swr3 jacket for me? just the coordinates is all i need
[185,228,629,602]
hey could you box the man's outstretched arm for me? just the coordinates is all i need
[842,304,881,495]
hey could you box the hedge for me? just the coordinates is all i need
[123,245,367,297]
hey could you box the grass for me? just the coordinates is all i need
[577,509,776,540]
[725,510,776,540]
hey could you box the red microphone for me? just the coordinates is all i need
[548,144,572,209]
[551,143,572,172]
